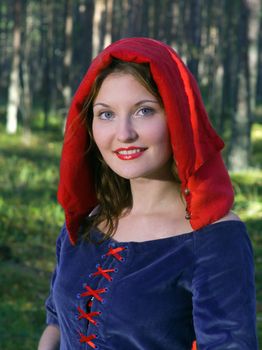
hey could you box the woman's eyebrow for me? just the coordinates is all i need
[93,102,110,108]
[134,99,159,106]
[93,99,159,108]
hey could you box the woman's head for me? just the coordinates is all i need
[58,38,233,245]
[82,59,179,239]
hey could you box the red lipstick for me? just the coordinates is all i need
[114,146,147,160]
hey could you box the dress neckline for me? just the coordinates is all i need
[93,220,244,246]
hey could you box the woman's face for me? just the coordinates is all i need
[92,73,173,180]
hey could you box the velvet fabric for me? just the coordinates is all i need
[57,37,234,245]
[46,220,258,349]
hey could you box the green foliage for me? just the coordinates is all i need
[0,123,64,348]
[0,122,261,348]
[230,123,262,346]
[252,123,262,166]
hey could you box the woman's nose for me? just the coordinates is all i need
[116,118,138,142]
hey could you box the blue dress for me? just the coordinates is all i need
[45,220,258,349]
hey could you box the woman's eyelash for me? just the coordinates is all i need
[137,107,155,115]
[97,111,114,119]
[95,106,156,119]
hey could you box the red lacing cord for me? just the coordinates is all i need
[91,265,115,281]
[79,332,97,348]
[77,306,101,325]
[105,246,126,261]
[77,245,126,348]
[80,285,107,302]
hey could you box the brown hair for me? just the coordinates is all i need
[82,58,179,241]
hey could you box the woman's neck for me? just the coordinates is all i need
[129,177,183,216]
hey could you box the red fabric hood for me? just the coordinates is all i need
[58,37,234,245]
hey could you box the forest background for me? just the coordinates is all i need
[0,0,262,349]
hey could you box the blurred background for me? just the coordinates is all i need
[0,0,261,348]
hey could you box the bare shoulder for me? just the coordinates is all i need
[214,211,241,224]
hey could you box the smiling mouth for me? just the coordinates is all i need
[114,147,147,160]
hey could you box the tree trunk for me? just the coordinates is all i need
[98,0,107,52]
[176,0,187,53]
[111,0,121,41]
[219,0,234,134]
[40,0,53,129]
[152,0,161,39]
[255,0,262,106]
[93,0,105,57]
[85,0,95,66]
[6,0,22,134]
[228,0,252,171]
[163,0,174,45]
[72,0,94,90]
[97,0,113,52]
[186,0,202,81]
[62,0,74,111]
[0,2,9,94]
[21,0,33,141]
[140,0,150,37]
[50,2,66,114]
[204,0,222,121]
[124,0,142,37]
[104,0,113,47]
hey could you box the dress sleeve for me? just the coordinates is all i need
[192,221,258,349]
[45,225,67,326]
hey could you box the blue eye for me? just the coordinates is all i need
[98,111,114,120]
[137,107,154,116]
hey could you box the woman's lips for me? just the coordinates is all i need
[114,147,147,160]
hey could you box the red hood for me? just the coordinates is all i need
[57,37,234,245]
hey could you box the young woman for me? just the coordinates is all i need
[38,38,258,350]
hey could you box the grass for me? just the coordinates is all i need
[0,121,64,349]
[0,120,261,349]
[231,165,262,343]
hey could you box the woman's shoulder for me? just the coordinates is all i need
[201,211,246,236]
[195,211,251,253]
[212,211,241,224]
